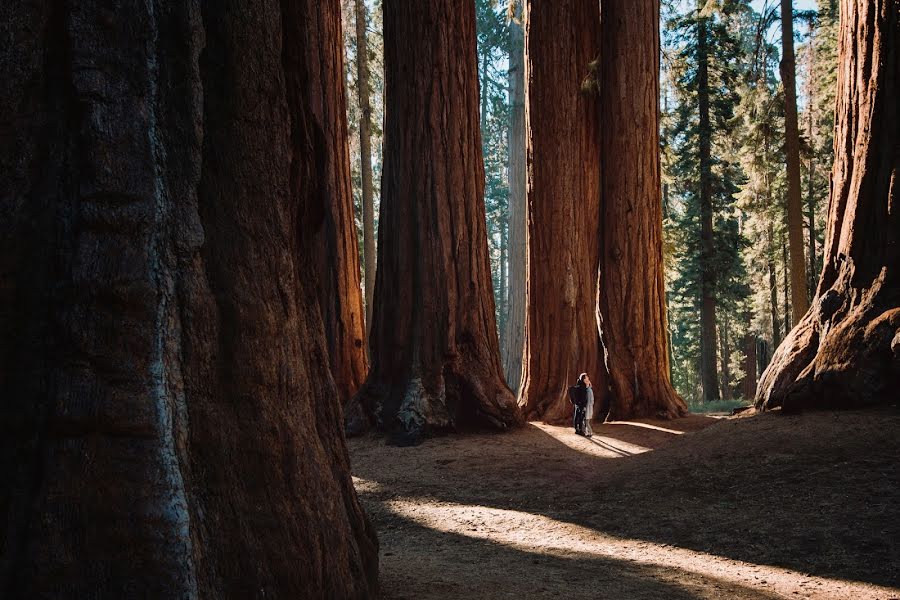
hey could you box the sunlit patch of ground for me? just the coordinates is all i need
[350,408,900,599]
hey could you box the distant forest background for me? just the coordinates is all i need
[341,0,838,407]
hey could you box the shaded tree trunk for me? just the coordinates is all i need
[308,0,368,401]
[355,0,376,337]
[351,0,521,440]
[698,11,721,401]
[741,333,759,400]
[782,235,792,331]
[768,225,783,349]
[807,104,819,299]
[780,0,811,323]
[757,0,899,411]
[599,0,687,419]
[519,0,607,423]
[0,0,378,596]
[502,0,527,394]
[720,318,733,400]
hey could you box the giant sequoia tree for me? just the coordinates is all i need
[0,0,377,596]
[306,0,368,401]
[757,0,899,410]
[350,0,521,439]
[599,0,687,419]
[519,0,607,423]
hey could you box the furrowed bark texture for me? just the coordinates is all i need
[0,0,378,596]
[352,0,521,440]
[781,0,812,323]
[304,0,369,402]
[502,0,527,395]
[757,0,899,411]
[599,0,687,419]
[519,0,607,423]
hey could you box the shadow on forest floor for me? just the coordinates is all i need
[350,407,900,599]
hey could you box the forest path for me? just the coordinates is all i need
[350,409,900,599]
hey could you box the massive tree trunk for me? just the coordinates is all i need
[354,0,377,336]
[519,0,607,423]
[780,0,811,323]
[599,0,687,419]
[502,0,527,394]
[697,11,721,401]
[351,0,521,440]
[308,0,368,401]
[0,0,378,596]
[757,0,899,411]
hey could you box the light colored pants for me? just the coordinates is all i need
[584,396,594,436]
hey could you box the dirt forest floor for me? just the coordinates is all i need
[349,407,900,600]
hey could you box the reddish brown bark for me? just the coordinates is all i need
[780,0,812,323]
[599,0,687,420]
[519,0,607,423]
[502,0,527,395]
[757,0,899,411]
[305,0,368,402]
[0,0,377,596]
[350,0,521,440]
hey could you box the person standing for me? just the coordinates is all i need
[568,373,591,436]
[582,373,594,437]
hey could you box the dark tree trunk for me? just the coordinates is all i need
[308,0,368,402]
[519,0,607,423]
[741,333,759,400]
[807,106,819,299]
[502,0,527,394]
[780,0,811,323]
[697,11,721,402]
[757,0,899,411]
[768,223,783,348]
[0,0,378,596]
[354,0,377,337]
[782,235,792,331]
[599,0,687,419]
[720,317,733,401]
[351,0,521,440]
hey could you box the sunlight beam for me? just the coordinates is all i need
[384,498,898,600]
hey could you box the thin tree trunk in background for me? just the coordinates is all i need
[741,332,758,400]
[499,222,508,335]
[309,0,368,402]
[599,0,686,419]
[780,0,810,324]
[758,0,899,411]
[697,11,720,401]
[355,0,377,337]
[502,0,527,394]
[782,235,792,332]
[720,317,733,400]
[352,0,521,440]
[519,0,606,423]
[768,224,783,349]
[0,0,378,595]
[806,107,818,299]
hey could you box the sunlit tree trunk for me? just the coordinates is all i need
[780,0,811,322]
[0,0,378,595]
[352,0,521,440]
[308,0,368,401]
[519,0,607,423]
[757,0,899,411]
[599,0,687,419]
[502,0,527,394]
